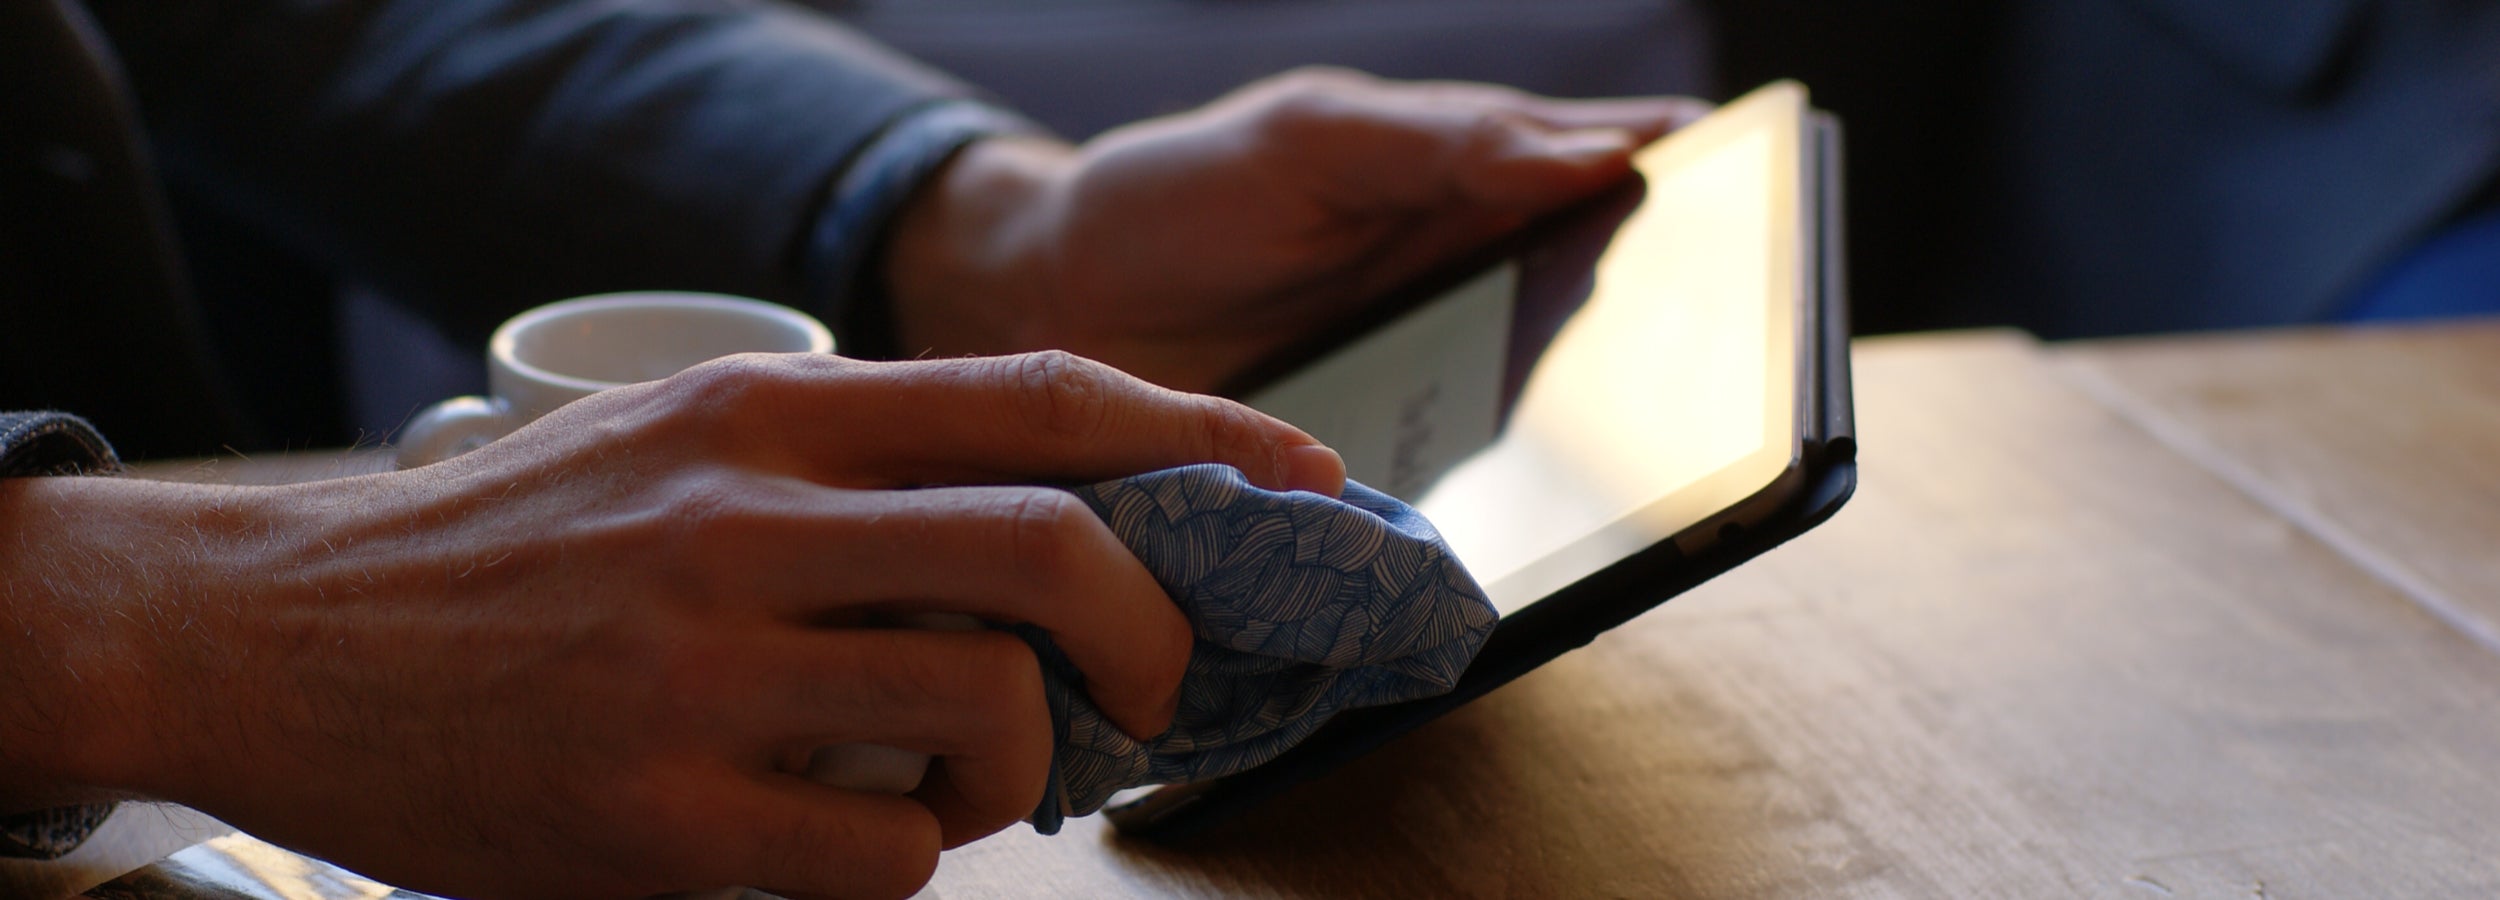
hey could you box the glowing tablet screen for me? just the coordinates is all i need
[1249,84,1807,615]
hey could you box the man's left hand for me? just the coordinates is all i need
[881,67,1706,392]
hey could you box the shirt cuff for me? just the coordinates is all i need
[0,411,120,477]
[0,804,116,860]
[803,100,1047,359]
[0,411,119,858]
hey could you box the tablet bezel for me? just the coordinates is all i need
[1423,80,1812,611]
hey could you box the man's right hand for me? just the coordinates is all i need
[0,351,1343,900]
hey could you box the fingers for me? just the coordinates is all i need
[808,488,1188,741]
[625,633,1052,899]
[676,480,1189,742]
[714,350,1344,496]
[674,630,1050,890]
[583,351,1277,744]
[1237,66,1704,213]
[911,758,1020,852]
[692,776,943,900]
[783,630,1055,839]
[1392,78,1713,141]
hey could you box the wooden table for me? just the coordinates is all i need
[19,322,2500,899]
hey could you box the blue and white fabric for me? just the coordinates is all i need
[1024,463,1498,833]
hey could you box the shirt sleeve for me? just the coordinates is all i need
[804,99,1044,358]
[84,0,1041,349]
[0,410,119,860]
[0,411,119,477]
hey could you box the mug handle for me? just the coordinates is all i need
[395,395,524,469]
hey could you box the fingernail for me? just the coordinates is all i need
[1279,444,1347,497]
[1543,127,1635,164]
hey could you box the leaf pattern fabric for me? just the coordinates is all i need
[1024,464,1497,832]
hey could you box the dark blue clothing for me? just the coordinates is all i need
[4,0,1027,458]
[2343,202,2500,323]
[1705,0,2500,339]
[1966,0,2500,337]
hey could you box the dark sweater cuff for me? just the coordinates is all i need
[804,100,1048,359]
[0,411,120,477]
[0,804,116,861]
[0,411,120,858]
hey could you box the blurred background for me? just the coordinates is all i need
[212,0,2500,444]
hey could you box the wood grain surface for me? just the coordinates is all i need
[30,326,2500,899]
[2055,320,2500,653]
[917,330,2500,899]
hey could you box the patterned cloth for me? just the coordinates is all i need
[1024,464,1498,833]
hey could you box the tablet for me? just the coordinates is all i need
[1107,81,1857,838]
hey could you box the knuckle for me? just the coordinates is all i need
[670,353,779,407]
[642,356,776,438]
[1003,350,1117,443]
[998,489,1096,586]
[1459,108,1519,154]
[861,630,1034,717]
[759,810,937,900]
[1256,85,1353,145]
[860,826,943,900]
[1275,64,1369,96]
[878,636,967,703]
[654,352,853,431]
[961,631,1045,717]
[1190,397,1275,470]
[754,814,834,887]
[1249,66,1383,143]
[1437,107,1531,180]
[941,636,1051,829]
[1250,67,1369,127]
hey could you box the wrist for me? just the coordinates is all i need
[0,475,292,811]
[881,135,1076,358]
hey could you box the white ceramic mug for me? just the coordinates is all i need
[393,292,956,798]
[394,292,835,468]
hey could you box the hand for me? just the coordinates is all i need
[883,67,1707,391]
[0,351,1344,900]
